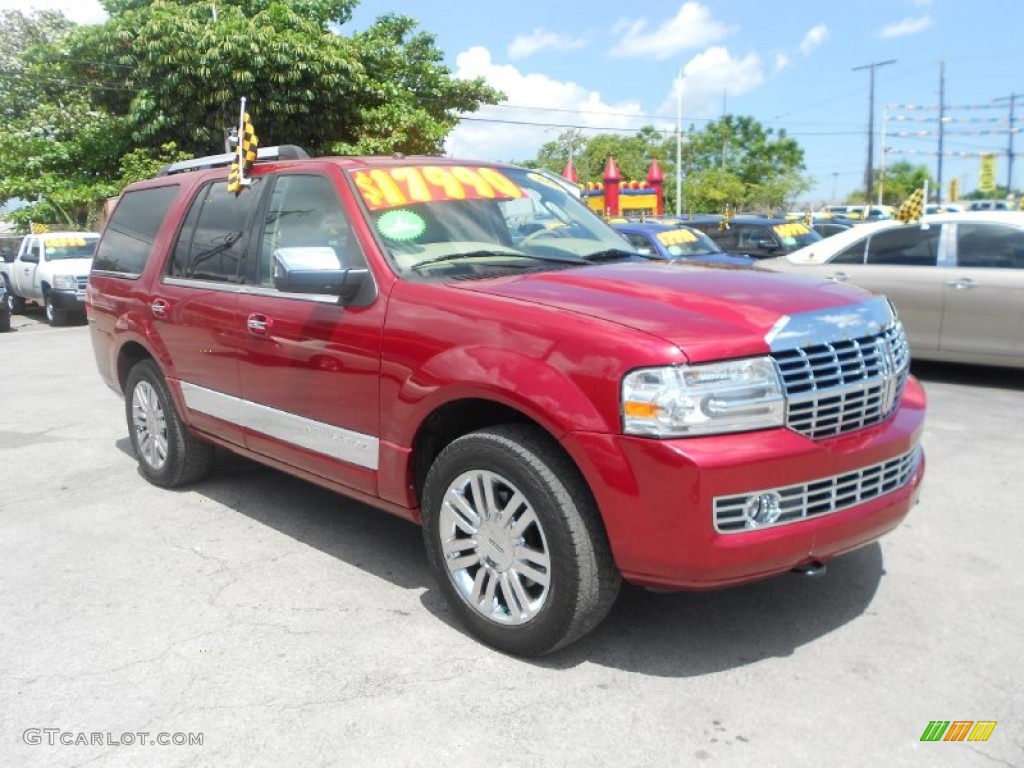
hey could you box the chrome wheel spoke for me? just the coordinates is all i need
[439,468,550,626]
[512,544,550,588]
[132,381,168,471]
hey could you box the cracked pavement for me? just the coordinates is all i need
[1,317,1021,767]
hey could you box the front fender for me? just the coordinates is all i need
[382,345,615,448]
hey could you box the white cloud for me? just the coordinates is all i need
[659,47,764,119]
[798,24,829,57]
[0,0,107,24]
[879,15,933,38]
[774,53,791,74]
[508,28,588,60]
[609,2,734,60]
[447,47,648,162]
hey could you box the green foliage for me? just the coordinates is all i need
[0,2,501,230]
[529,116,809,213]
[874,161,932,205]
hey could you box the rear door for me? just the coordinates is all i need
[233,171,385,495]
[940,220,1024,360]
[154,177,265,446]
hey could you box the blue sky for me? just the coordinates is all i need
[15,0,1024,203]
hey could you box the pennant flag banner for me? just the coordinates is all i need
[896,187,925,223]
[227,106,259,194]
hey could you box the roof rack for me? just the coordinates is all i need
[157,145,310,177]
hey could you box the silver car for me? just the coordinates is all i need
[762,212,1024,369]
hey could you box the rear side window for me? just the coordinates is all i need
[865,226,939,266]
[93,185,180,276]
[170,179,262,281]
[956,222,1024,269]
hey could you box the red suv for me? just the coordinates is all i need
[87,147,926,655]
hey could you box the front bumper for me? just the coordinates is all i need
[564,376,927,590]
[50,288,85,312]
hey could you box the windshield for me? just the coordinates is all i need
[44,235,99,260]
[656,226,721,257]
[771,222,821,250]
[349,164,632,278]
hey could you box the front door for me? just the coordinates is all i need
[234,172,385,495]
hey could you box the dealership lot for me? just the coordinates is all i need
[1,318,1021,767]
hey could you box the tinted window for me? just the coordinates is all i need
[256,174,364,287]
[865,226,939,266]
[93,186,180,276]
[956,222,1024,269]
[735,225,776,250]
[832,240,866,264]
[170,179,262,281]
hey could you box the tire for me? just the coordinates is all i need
[124,359,215,488]
[421,425,621,656]
[2,277,23,314]
[44,291,65,326]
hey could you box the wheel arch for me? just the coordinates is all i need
[408,398,592,513]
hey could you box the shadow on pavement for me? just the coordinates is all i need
[136,443,884,676]
[911,360,1023,391]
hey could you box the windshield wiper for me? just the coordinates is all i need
[580,248,642,263]
[411,249,586,271]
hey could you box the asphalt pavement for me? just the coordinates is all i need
[1,312,1021,767]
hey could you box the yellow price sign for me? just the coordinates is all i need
[657,228,699,247]
[354,165,524,211]
[773,222,810,238]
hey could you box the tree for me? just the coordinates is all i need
[0,2,502,229]
[69,1,501,156]
[873,161,932,205]
[528,116,809,214]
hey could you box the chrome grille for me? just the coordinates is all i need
[714,445,922,533]
[772,324,909,439]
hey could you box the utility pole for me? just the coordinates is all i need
[995,92,1022,196]
[675,67,683,216]
[853,59,896,207]
[936,60,945,204]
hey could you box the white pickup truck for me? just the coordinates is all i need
[0,232,99,325]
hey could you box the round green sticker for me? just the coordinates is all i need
[377,209,426,241]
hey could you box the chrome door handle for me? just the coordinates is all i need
[150,299,169,317]
[826,271,849,282]
[946,278,977,290]
[247,313,272,335]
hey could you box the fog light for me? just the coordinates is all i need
[743,493,783,527]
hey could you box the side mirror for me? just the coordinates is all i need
[273,247,370,304]
[21,251,39,264]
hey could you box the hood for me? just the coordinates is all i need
[47,258,94,277]
[461,261,875,362]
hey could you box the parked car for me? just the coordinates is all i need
[610,221,757,266]
[87,145,926,655]
[762,212,1024,368]
[0,231,99,325]
[968,200,1008,211]
[0,281,11,332]
[685,215,823,259]
[811,219,854,238]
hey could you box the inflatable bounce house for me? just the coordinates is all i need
[563,157,665,218]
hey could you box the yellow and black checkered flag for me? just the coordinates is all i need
[227,110,258,194]
[29,221,49,234]
[719,206,733,231]
[896,187,925,223]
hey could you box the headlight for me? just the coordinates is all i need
[53,274,78,290]
[622,358,786,437]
